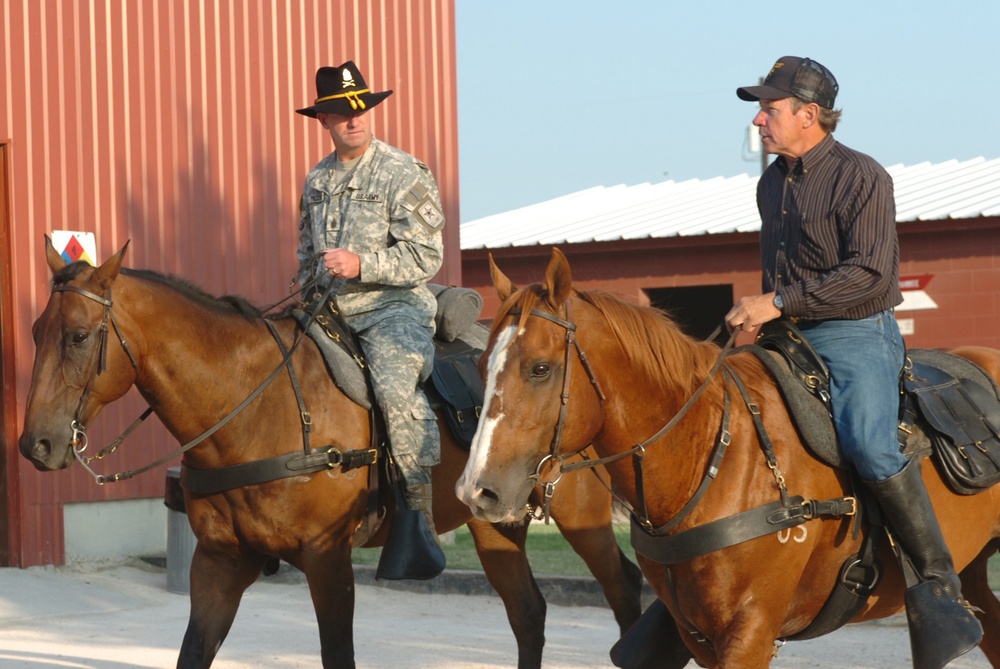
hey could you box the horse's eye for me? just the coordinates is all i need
[70,331,89,345]
[531,363,551,378]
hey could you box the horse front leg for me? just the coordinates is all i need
[300,545,358,669]
[466,518,546,669]
[176,543,266,669]
[544,468,642,635]
[640,560,785,669]
[549,516,643,634]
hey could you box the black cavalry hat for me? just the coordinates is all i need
[296,61,393,118]
[737,56,839,109]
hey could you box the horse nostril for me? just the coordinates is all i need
[476,487,500,507]
[32,439,52,462]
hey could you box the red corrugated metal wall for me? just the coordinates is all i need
[0,0,460,566]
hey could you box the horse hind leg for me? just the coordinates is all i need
[960,540,1000,666]
[466,518,547,669]
[176,545,267,669]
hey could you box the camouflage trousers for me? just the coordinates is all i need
[356,316,440,487]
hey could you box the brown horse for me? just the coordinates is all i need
[18,237,668,669]
[456,248,1000,668]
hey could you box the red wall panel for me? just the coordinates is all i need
[0,0,460,566]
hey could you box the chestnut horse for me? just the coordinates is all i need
[457,248,1000,668]
[18,238,670,669]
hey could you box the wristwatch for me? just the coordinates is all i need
[772,293,784,312]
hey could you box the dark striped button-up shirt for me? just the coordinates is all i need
[759,133,902,321]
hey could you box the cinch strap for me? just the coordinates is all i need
[314,89,370,110]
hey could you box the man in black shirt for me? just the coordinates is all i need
[728,56,981,667]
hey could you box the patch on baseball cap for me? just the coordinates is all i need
[737,56,839,109]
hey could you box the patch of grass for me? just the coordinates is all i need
[356,522,1000,590]
[352,522,635,576]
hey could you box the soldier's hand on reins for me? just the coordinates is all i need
[323,248,361,280]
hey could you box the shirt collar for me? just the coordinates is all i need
[776,133,835,177]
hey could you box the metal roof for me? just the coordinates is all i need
[460,156,1000,250]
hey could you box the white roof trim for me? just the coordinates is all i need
[461,156,1000,250]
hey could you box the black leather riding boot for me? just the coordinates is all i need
[864,457,982,669]
[375,471,445,581]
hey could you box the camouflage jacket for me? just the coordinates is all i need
[297,138,446,333]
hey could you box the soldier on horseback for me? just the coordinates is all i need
[295,61,446,569]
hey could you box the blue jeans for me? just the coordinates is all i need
[796,311,907,482]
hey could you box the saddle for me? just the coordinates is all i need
[734,320,1000,642]
[294,285,487,449]
[751,319,1000,495]
[180,286,488,581]
[294,286,487,574]
[901,348,1000,494]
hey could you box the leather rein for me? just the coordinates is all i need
[514,300,863,650]
[51,279,337,485]
[509,301,739,522]
[515,299,856,548]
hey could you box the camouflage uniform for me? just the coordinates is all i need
[297,137,445,488]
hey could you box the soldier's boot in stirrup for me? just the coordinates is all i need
[864,458,982,669]
[375,475,445,581]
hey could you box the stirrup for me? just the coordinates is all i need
[904,580,982,669]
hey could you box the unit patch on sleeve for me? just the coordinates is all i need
[415,197,446,232]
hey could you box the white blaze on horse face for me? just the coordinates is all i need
[462,324,518,492]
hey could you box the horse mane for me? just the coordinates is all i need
[52,261,263,321]
[493,284,722,390]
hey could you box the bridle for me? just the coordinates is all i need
[51,284,148,480]
[513,295,859,648]
[506,303,606,517]
[49,276,338,485]
[510,297,738,521]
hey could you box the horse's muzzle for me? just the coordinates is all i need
[456,478,526,525]
[18,433,73,471]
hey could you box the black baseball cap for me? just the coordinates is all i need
[737,56,839,109]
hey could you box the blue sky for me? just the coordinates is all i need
[455,1,1000,222]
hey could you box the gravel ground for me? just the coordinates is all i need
[0,561,990,668]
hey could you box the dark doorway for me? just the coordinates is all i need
[646,284,733,342]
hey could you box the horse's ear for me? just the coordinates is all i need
[92,240,131,287]
[44,234,67,273]
[489,252,517,302]
[543,247,572,307]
